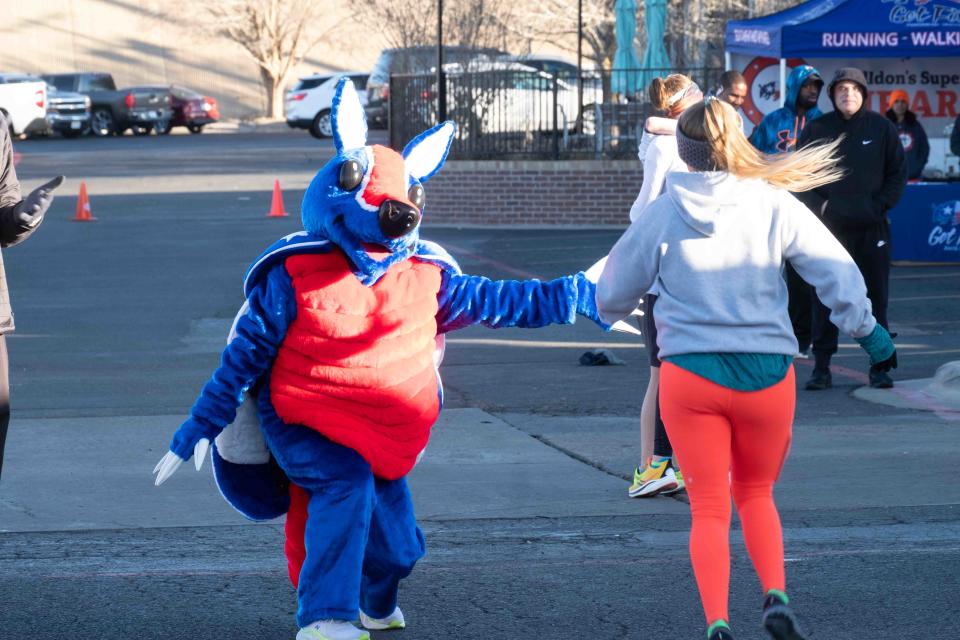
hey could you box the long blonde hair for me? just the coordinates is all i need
[677,98,845,191]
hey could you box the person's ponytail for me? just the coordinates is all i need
[648,74,694,114]
[678,99,845,192]
[649,77,668,111]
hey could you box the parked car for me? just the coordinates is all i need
[123,85,219,134]
[45,84,92,138]
[0,73,47,137]
[365,46,506,128]
[286,72,368,139]
[392,60,592,139]
[42,72,172,136]
[445,61,588,135]
[498,54,604,122]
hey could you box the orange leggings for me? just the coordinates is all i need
[660,362,795,625]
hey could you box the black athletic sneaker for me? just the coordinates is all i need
[868,366,894,389]
[762,592,807,640]
[804,368,832,391]
[707,621,735,640]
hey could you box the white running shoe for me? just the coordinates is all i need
[296,619,370,640]
[359,606,406,630]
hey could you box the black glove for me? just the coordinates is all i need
[873,349,898,372]
[14,175,64,227]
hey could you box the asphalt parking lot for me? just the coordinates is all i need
[1,129,958,639]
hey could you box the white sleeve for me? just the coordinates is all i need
[628,137,674,223]
[779,191,877,338]
[597,204,663,324]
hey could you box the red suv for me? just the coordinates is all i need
[126,85,220,134]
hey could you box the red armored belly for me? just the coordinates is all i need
[270,250,444,479]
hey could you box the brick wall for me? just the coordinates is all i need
[425,160,640,226]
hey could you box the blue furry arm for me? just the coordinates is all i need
[169,265,296,459]
[435,270,604,333]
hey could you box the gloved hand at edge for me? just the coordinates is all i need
[14,175,64,227]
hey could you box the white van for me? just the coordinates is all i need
[285,72,369,139]
[0,73,48,136]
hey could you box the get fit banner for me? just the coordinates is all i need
[733,54,959,140]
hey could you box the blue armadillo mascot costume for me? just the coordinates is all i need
[154,79,608,640]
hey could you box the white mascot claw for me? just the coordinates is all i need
[583,256,643,336]
[153,438,210,486]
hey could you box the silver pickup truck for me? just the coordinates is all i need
[45,86,92,137]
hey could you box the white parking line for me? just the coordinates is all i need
[446,338,643,349]
[889,294,960,302]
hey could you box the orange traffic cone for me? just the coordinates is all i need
[266,180,289,218]
[72,181,96,222]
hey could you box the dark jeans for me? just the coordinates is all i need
[786,262,812,352]
[0,335,9,482]
[812,223,890,371]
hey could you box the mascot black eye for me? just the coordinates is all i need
[408,184,425,209]
[339,160,363,191]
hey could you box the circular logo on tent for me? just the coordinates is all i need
[741,57,806,125]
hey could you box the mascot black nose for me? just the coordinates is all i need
[378,199,421,238]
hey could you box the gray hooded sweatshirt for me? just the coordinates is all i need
[597,171,877,359]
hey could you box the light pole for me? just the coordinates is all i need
[577,0,584,133]
[437,0,447,121]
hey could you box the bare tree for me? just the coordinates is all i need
[353,0,523,53]
[511,0,621,71]
[204,0,340,118]
[352,1,436,50]
[667,0,801,69]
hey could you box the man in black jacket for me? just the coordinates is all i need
[796,67,907,390]
[0,113,63,481]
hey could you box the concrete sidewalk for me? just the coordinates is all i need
[4,397,956,534]
[0,408,687,534]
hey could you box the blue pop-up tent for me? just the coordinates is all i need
[726,0,960,106]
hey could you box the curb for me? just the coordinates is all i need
[203,120,292,134]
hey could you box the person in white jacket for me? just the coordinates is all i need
[627,73,701,499]
[597,97,896,640]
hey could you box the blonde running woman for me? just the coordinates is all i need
[597,98,896,639]
[628,73,701,498]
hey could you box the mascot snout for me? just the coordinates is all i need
[378,199,421,238]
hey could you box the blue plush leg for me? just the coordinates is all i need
[360,477,426,618]
[261,405,376,628]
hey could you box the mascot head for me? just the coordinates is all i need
[301,78,456,281]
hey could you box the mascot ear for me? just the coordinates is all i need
[402,121,456,183]
[331,78,368,152]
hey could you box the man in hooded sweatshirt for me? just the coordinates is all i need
[749,64,823,154]
[796,67,907,391]
[885,89,929,180]
[750,65,824,357]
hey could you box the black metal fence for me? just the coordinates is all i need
[389,67,724,160]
